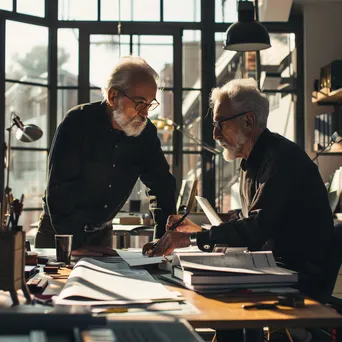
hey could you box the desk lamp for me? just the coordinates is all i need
[1,112,43,230]
[312,130,342,163]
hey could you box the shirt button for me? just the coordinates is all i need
[109,184,112,188]
[112,164,115,168]
[104,204,108,208]
[203,244,211,250]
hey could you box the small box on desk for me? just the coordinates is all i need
[119,217,142,225]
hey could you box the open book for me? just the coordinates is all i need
[167,251,297,292]
[53,258,181,306]
[195,196,223,226]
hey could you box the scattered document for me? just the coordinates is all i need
[172,251,297,276]
[53,258,180,306]
[195,196,223,226]
[115,249,166,266]
[116,246,202,267]
[328,168,341,213]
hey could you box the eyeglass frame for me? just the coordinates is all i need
[212,111,249,131]
[118,90,160,112]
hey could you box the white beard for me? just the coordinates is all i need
[112,109,147,137]
[218,131,247,162]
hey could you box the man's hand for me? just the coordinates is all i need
[166,215,202,233]
[71,246,118,257]
[142,240,159,256]
[149,231,191,256]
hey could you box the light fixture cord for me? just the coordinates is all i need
[255,0,261,89]
[312,139,334,164]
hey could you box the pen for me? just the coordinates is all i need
[93,307,129,314]
[242,303,278,310]
[163,255,172,263]
[168,208,191,231]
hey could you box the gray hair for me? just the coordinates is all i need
[102,56,159,100]
[210,78,269,128]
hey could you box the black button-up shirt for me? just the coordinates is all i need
[197,129,334,298]
[44,101,176,248]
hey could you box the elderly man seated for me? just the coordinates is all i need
[145,78,334,303]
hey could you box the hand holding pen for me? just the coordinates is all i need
[166,210,202,233]
[142,209,200,256]
[166,208,192,232]
[142,210,191,256]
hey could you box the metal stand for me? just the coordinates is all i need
[1,123,14,228]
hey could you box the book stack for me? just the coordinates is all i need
[161,251,297,294]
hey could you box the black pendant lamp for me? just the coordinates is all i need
[224,0,271,52]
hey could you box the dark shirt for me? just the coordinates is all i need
[197,129,334,299]
[43,100,176,248]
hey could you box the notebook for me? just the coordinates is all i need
[195,196,223,226]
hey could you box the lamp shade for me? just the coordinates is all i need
[224,1,271,52]
[15,124,43,142]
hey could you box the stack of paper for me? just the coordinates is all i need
[53,258,181,306]
[161,251,297,293]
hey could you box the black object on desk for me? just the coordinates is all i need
[44,265,59,274]
[24,265,39,281]
[27,278,48,293]
[243,303,278,310]
[243,294,305,310]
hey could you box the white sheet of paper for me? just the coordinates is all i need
[54,258,179,306]
[116,246,203,267]
[115,249,165,266]
[173,252,294,275]
[195,196,223,226]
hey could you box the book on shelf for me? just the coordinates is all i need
[165,251,297,293]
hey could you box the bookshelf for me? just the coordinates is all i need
[312,88,342,154]
[313,143,342,154]
[312,88,342,104]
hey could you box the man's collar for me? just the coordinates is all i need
[240,128,271,173]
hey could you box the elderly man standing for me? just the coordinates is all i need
[36,56,176,256]
[147,78,333,301]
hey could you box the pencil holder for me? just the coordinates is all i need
[0,229,32,305]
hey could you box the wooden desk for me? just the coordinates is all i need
[159,284,342,330]
[38,265,342,331]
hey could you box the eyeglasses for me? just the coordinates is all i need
[120,91,160,112]
[212,111,249,131]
